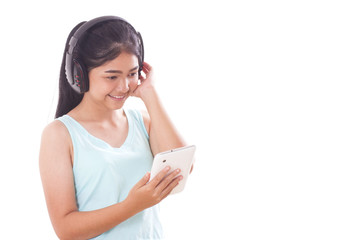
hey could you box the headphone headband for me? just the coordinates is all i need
[68,16,129,54]
[65,16,144,94]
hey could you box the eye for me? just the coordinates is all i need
[129,72,138,78]
[106,76,118,80]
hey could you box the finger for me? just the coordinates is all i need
[190,164,194,174]
[142,62,151,70]
[161,183,179,200]
[141,62,152,74]
[148,166,171,188]
[160,175,183,198]
[155,169,181,191]
[138,75,146,84]
[133,172,150,189]
[141,66,150,75]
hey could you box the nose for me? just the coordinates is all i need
[117,78,130,93]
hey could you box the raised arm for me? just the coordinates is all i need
[39,121,181,240]
[133,62,187,156]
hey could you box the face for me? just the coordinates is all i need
[86,52,139,110]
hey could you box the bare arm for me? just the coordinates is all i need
[134,62,186,156]
[39,121,181,240]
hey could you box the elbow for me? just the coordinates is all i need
[174,141,187,150]
[54,226,75,240]
[54,228,68,240]
[55,230,83,240]
[51,214,85,240]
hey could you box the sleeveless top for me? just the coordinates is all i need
[57,108,164,240]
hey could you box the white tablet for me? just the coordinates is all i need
[150,145,196,195]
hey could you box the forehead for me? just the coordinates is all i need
[101,52,138,70]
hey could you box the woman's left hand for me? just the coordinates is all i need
[131,62,155,100]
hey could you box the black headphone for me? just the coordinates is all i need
[65,16,144,94]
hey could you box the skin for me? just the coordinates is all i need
[39,52,189,240]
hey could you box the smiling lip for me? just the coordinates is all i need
[108,94,127,101]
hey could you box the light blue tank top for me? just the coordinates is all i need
[57,108,164,240]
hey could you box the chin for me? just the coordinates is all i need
[106,99,127,111]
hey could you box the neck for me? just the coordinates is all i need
[70,94,124,123]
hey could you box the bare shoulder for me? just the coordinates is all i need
[42,119,69,137]
[139,109,151,135]
[41,120,71,145]
[40,119,72,164]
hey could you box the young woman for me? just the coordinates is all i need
[39,16,188,240]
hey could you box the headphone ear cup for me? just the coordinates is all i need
[73,59,89,93]
[137,32,144,79]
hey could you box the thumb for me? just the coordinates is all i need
[134,172,150,189]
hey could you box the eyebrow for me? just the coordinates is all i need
[104,66,139,74]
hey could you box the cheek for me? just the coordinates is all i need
[129,78,138,89]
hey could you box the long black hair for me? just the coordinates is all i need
[55,18,142,118]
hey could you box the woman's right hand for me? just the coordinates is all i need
[125,167,183,212]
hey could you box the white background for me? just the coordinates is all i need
[0,0,359,239]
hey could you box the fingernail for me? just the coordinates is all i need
[176,169,181,173]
